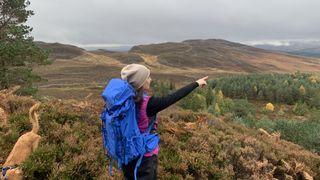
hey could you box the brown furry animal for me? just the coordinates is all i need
[1,103,41,180]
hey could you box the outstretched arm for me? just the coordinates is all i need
[146,76,208,117]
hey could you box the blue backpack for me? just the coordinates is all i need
[100,79,160,180]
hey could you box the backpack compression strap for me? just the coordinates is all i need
[133,115,157,180]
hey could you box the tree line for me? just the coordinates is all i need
[210,72,320,108]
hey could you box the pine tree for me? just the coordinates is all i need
[257,90,264,100]
[205,86,214,107]
[299,85,306,96]
[214,103,220,114]
[0,0,48,90]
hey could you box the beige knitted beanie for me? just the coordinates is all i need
[121,64,150,89]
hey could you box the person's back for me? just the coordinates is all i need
[105,64,208,180]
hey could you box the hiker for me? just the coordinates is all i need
[118,64,208,179]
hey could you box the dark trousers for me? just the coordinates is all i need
[122,155,158,180]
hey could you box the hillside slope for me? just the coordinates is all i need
[0,92,319,179]
[130,39,320,73]
[36,41,85,59]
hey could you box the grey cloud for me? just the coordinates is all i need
[27,0,320,45]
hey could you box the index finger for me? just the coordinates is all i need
[202,76,209,80]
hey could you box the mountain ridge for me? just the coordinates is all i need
[35,39,320,81]
[129,39,320,73]
[36,41,85,59]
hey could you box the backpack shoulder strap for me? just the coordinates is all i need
[146,115,157,134]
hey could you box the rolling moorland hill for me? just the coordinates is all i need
[130,39,320,73]
[36,41,85,60]
[32,39,320,99]
[92,49,144,64]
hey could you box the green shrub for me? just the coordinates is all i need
[231,99,255,118]
[151,80,175,96]
[309,110,320,122]
[159,148,182,173]
[8,113,31,134]
[17,84,39,96]
[254,117,276,132]
[307,90,320,109]
[41,107,80,125]
[234,112,320,154]
[21,144,65,179]
[4,68,42,96]
[178,132,192,142]
[169,110,201,123]
[221,98,234,115]
[233,115,256,128]
[292,102,309,116]
[179,92,206,112]
[39,104,83,136]
[0,131,20,158]
[274,120,320,153]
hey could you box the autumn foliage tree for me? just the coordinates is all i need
[0,0,47,93]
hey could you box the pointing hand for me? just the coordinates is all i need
[196,76,208,88]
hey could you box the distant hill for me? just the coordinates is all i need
[91,49,144,64]
[291,47,320,57]
[254,41,320,58]
[36,41,85,59]
[34,39,320,93]
[130,39,320,73]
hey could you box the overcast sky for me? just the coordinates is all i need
[27,0,320,47]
